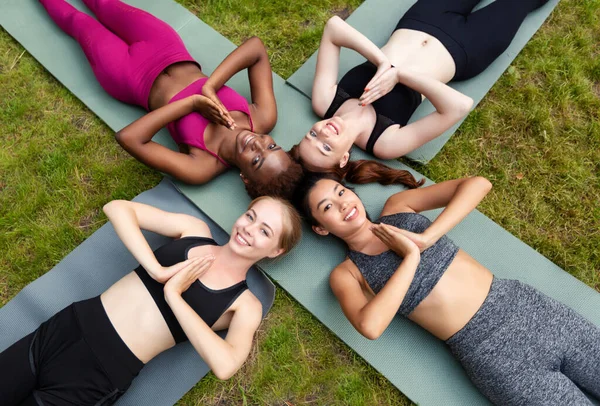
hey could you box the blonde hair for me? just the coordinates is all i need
[248,196,302,254]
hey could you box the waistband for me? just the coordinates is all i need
[73,296,144,390]
[395,17,468,80]
[136,47,199,111]
[445,278,523,352]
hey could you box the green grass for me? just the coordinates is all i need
[1,0,599,404]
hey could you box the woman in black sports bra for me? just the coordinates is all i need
[0,197,301,406]
[292,0,551,177]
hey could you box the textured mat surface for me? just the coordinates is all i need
[3,0,598,404]
[286,0,560,163]
[0,179,276,406]
[175,84,600,406]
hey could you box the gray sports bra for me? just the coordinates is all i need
[347,212,459,316]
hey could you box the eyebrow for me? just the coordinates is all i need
[251,209,274,234]
[316,184,339,210]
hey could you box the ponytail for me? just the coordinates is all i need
[289,144,424,189]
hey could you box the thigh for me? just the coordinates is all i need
[559,307,600,399]
[0,332,38,406]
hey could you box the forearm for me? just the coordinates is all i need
[205,36,268,91]
[423,177,492,243]
[324,16,387,67]
[165,291,239,379]
[396,69,473,116]
[116,97,196,146]
[103,201,162,276]
[358,252,420,339]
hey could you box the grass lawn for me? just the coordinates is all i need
[1,0,599,404]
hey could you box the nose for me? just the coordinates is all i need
[340,200,349,212]
[251,136,267,152]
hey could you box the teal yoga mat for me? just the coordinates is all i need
[0,179,276,406]
[286,0,561,163]
[4,0,598,404]
[174,83,600,406]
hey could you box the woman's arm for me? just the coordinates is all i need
[203,36,277,134]
[331,229,420,340]
[312,16,389,117]
[103,200,211,282]
[381,177,492,251]
[366,67,473,159]
[115,96,226,184]
[165,270,262,380]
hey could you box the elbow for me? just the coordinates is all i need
[357,319,383,341]
[102,200,127,216]
[114,130,132,150]
[326,15,343,27]
[457,96,473,117]
[476,176,493,193]
[212,363,237,381]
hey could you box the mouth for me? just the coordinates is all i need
[326,122,339,136]
[344,207,358,221]
[234,232,251,246]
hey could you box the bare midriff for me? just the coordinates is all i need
[408,250,494,340]
[147,61,208,111]
[381,28,457,84]
[101,272,176,363]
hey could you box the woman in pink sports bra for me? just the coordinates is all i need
[39,0,303,199]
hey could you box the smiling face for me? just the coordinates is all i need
[307,178,368,238]
[229,198,286,261]
[235,131,293,184]
[297,116,354,171]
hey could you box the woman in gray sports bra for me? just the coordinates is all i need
[294,173,600,405]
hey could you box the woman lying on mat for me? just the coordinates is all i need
[39,0,303,198]
[291,0,550,175]
[294,173,600,405]
[0,197,301,406]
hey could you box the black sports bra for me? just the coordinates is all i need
[134,236,248,343]
[324,61,422,155]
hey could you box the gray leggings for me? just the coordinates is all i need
[446,278,600,405]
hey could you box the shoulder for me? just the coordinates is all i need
[380,191,417,217]
[179,218,214,240]
[330,258,362,286]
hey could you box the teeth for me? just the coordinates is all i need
[327,123,338,135]
[344,207,357,221]
[236,233,250,246]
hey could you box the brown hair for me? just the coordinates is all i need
[248,196,302,254]
[244,154,305,201]
[289,145,424,189]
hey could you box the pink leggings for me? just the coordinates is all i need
[39,0,197,110]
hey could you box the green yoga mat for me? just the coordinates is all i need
[286,0,561,163]
[4,0,599,404]
[175,84,600,405]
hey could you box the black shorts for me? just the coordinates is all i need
[0,296,143,406]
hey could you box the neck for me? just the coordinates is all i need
[342,218,378,253]
[216,127,244,166]
[212,243,255,280]
[336,104,376,144]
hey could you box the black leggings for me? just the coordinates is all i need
[396,0,550,80]
[0,297,143,406]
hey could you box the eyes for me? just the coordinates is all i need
[309,129,332,152]
[251,143,277,166]
[323,189,345,212]
[245,212,270,236]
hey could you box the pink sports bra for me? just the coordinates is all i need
[167,78,254,168]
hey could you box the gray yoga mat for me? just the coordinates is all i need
[0,179,276,406]
[286,0,561,163]
[174,82,600,406]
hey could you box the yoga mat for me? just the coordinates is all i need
[0,0,288,155]
[0,179,276,406]
[286,0,561,163]
[4,0,598,404]
[174,82,600,406]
